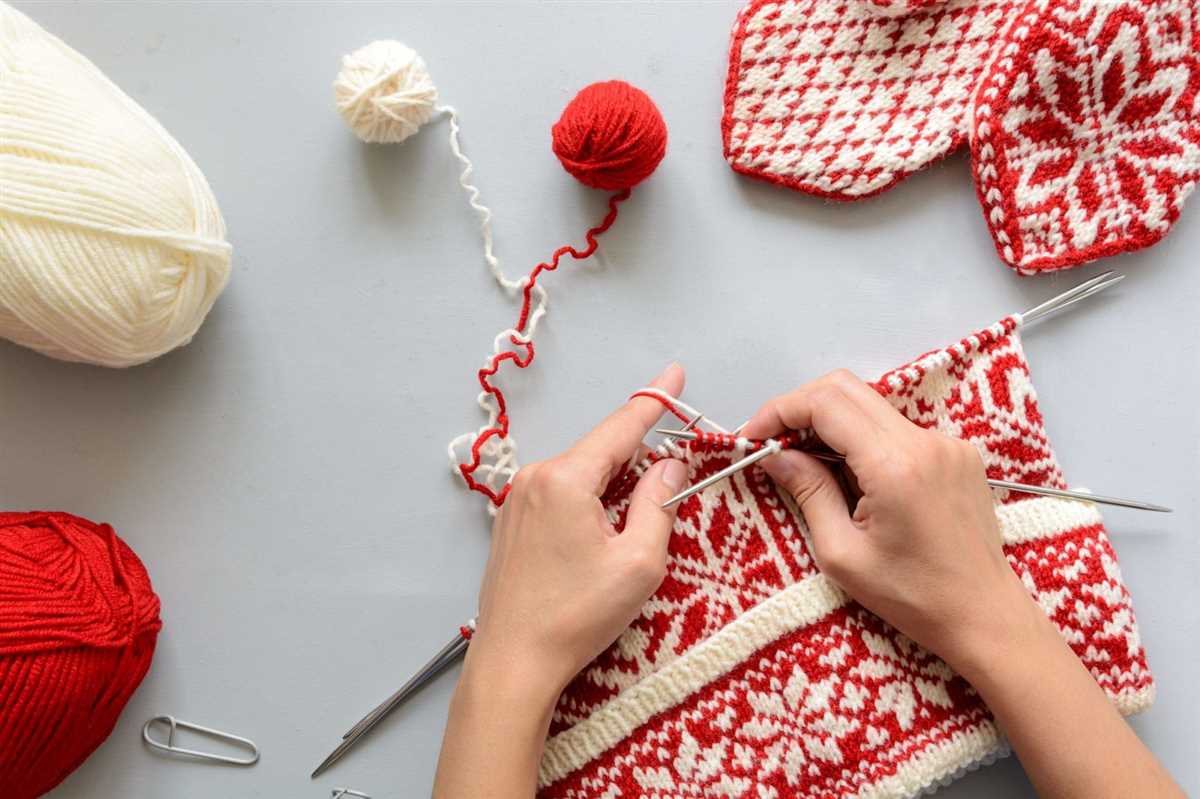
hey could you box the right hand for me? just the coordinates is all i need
[742,369,1043,676]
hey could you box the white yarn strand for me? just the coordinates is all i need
[331,40,559,505]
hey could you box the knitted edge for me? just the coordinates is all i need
[538,494,1136,791]
[874,315,1020,398]
[972,0,1046,273]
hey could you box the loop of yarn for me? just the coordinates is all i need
[334,40,439,144]
[0,3,232,368]
[551,80,668,191]
[0,511,162,799]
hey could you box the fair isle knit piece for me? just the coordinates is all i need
[972,0,1200,273]
[722,0,1014,200]
[538,318,1153,799]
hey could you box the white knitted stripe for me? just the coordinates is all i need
[540,495,1108,787]
[539,573,848,787]
[996,495,1103,545]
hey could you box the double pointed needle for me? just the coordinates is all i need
[312,621,474,779]
[656,430,1170,513]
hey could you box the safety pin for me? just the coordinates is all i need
[657,430,1171,513]
[142,715,260,766]
[332,790,372,799]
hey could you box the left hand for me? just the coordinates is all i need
[466,362,689,696]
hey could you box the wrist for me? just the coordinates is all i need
[456,633,566,723]
[940,583,1060,688]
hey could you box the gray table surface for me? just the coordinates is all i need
[3,2,1196,797]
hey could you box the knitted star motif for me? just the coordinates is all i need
[723,0,1200,274]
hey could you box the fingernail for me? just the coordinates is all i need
[651,362,679,386]
[661,459,687,492]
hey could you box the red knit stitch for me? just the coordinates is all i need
[0,512,161,799]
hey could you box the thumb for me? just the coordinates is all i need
[761,450,858,568]
[618,458,688,560]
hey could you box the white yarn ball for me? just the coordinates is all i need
[0,2,232,368]
[334,40,439,144]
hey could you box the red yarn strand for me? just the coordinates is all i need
[460,190,630,506]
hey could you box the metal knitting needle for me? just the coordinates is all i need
[338,620,474,743]
[313,621,474,778]
[1020,270,1124,325]
[657,430,1171,513]
[661,444,779,508]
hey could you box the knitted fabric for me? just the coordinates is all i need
[537,318,1153,799]
[973,0,1200,271]
[723,0,1200,273]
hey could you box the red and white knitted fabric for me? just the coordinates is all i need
[723,0,1200,273]
[538,317,1153,798]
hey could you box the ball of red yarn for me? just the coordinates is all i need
[551,80,667,191]
[0,512,161,799]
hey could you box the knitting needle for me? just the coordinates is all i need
[313,621,474,778]
[339,620,474,743]
[660,444,779,508]
[656,430,1171,513]
[1020,270,1123,325]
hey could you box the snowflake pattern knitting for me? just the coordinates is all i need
[973,0,1200,272]
[538,318,1153,799]
[723,0,1200,273]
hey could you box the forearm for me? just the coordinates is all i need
[951,596,1182,799]
[432,646,560,798]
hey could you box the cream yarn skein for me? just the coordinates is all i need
[334,40,439,144]
[0,2,231,367]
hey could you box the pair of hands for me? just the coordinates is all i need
[466,362,1027,697]
[435,363,1183,799]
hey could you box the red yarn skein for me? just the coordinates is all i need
[0,512,161,799]
[551,80,667,191]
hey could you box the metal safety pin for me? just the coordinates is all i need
[657,430,1170,513]
[312,618,475,778]
[332,789,372,799]
[142,715,260,766]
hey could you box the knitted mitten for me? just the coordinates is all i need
[723,0,1015,199]
[973,0,1200,273]
[724,0,1200,273]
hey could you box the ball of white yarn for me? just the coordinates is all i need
[0,2,232,368]
[334,40,439,144]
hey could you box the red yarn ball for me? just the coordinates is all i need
[0,512,161,799]
[551,80,667,191]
